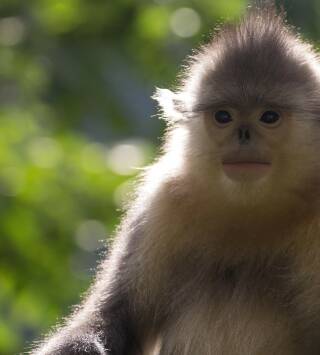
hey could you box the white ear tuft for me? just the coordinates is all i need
[152,88,187,123]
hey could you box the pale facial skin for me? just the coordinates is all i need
[203,106,292,183]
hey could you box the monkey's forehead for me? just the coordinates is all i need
[194,48,316,111]
[182,6,320,113]
[188,50,319,114]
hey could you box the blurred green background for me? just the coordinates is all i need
[0,0,319,354]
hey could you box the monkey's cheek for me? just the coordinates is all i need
[222,163,272,182]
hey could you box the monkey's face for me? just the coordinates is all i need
[186,101,320,207]
[175,76,320,211]
[204,107,285,183]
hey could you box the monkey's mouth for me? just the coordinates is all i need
[222,160,271,179]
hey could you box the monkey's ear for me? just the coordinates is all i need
[152,88,188,123]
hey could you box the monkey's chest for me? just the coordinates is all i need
[145,265,298,355]
[156,295,295,355]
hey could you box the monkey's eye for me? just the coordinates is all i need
[259,111,280,126]
[214,110,232,125]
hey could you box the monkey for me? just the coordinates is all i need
[31,4,320,355]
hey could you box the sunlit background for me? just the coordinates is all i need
[0,0,319,353]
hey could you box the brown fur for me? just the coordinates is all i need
[32,4,320,355]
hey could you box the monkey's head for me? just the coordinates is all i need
[154,6,320,213]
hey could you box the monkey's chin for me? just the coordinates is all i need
[222,162,272,182]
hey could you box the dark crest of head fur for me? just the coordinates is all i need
[154,2,320,122]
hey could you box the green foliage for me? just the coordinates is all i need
[0,0,318,353]
[0,106,153,353]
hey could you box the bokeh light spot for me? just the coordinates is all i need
[170,7,201,38]
[28,137,62,169]
[75,219,106,252]
[0,17,25,46]
[107,141,146,176]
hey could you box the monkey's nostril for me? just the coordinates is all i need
[238,126,250,144]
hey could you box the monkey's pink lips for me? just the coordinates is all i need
[222,161,271,178]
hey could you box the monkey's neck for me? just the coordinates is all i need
[150,173,319,259]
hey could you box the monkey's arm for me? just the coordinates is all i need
[32,279,136,355]
[32,231,143,355]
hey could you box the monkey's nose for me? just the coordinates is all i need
[238,125,250,145]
